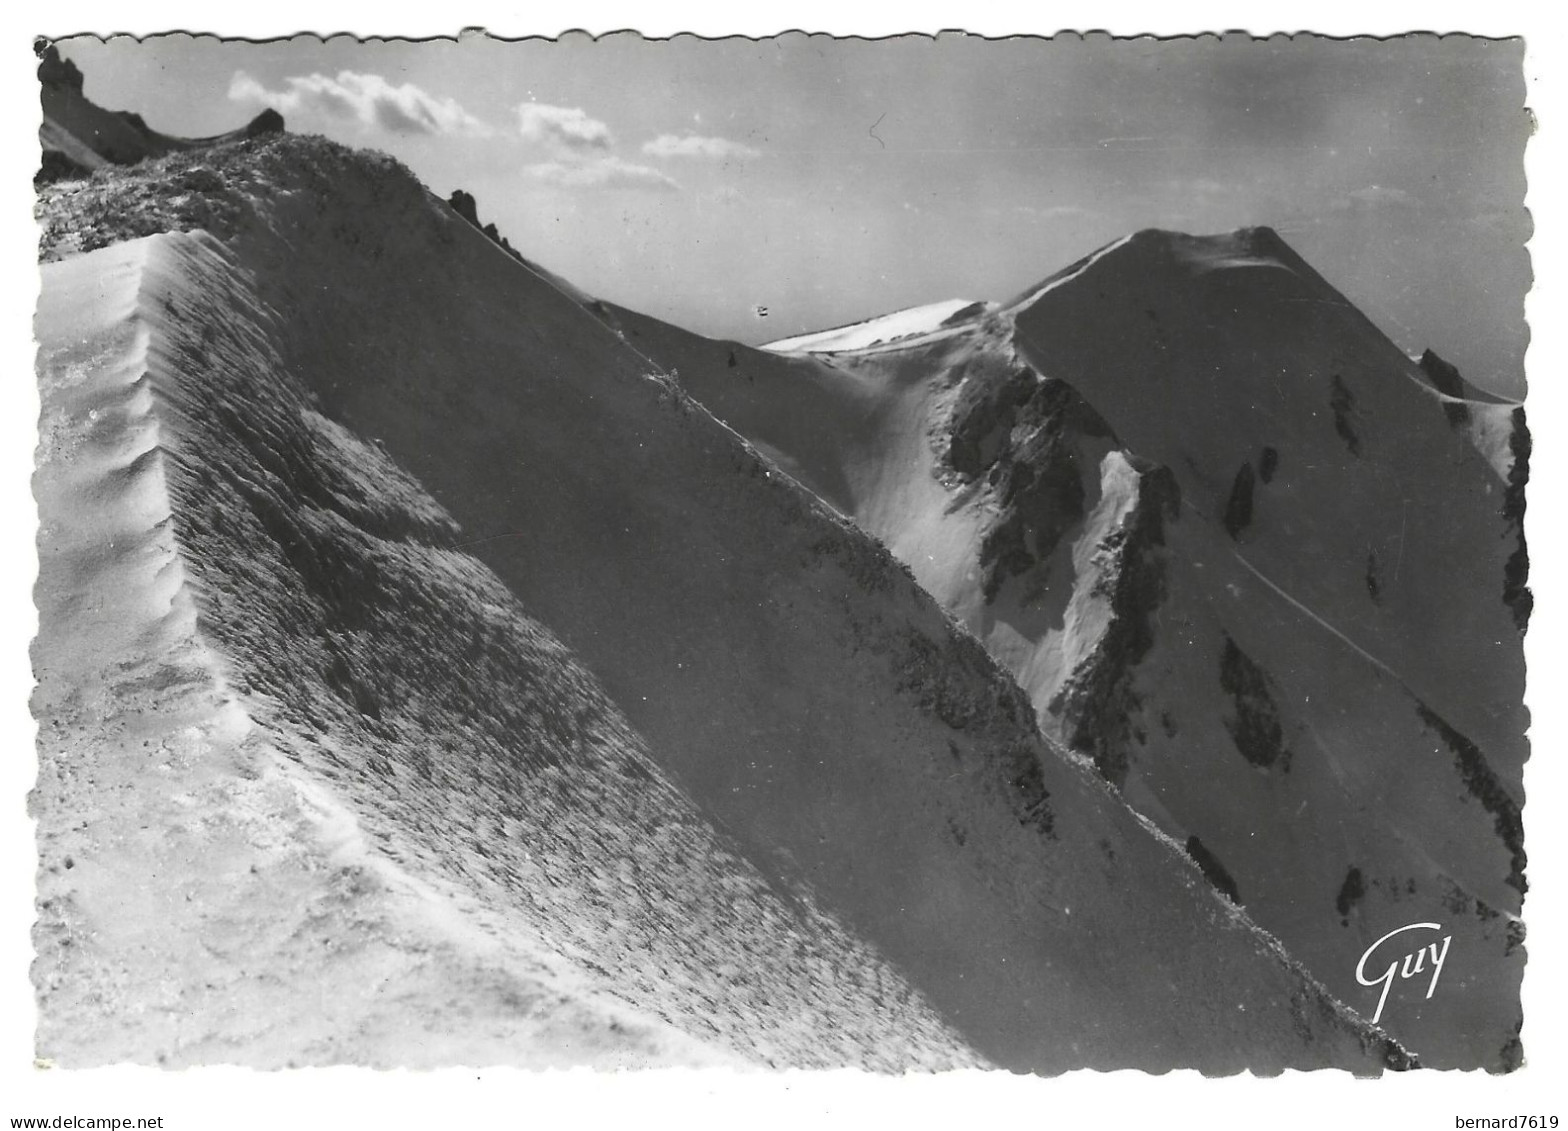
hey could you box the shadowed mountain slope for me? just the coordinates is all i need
[616,227,1529,1070]
[34,131,1412,1072]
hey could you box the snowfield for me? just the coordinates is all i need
[764,298,989,354]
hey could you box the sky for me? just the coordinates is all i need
[55,32,1532,397]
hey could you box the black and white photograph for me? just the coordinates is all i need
[7,6,1567,1128]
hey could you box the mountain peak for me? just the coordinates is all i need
[1092,225,1308,281]
[630,214,1529,1069]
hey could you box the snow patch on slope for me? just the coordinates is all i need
[764,298,987,354]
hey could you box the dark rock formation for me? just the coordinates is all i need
[1258,445,1279,484]
[1418,348,1466,398]
[447,187,528,267]
[1416,704,1526,897]
[1222,462,1256,540]
[448,188,480,227]
[956,366,1116,604]
[1335,866,1365,924]
[1218,634,1291,771]
[244,108,286,138]
[1419,349,1473,427]
[35,151,94,186]
[1049,465,1181,788]
[1330,374,1361,456]
[36,41,84,91]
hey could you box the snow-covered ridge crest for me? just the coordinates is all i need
[763,298,989,354]
[34,229,981,1070]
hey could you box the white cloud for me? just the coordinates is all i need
[526,157,678,191]
[642,133,761,160]
[229,70,491,137]
[517,103,614,152]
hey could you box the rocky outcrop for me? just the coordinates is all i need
[1416,704,1526,897]
[36,41,84,92]
[1218,634,1292,772]
[1222,462,1256,539]
[1419,349,1473,426]
[1048,462,1181,788]
[36,40,288,185]
[1418,347,1467,399]
[935,356,1118,605]
[242,108,286,139]
[447,187,526,263]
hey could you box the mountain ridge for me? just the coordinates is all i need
[611,217,1530,1068]
[32,120,1416,1072]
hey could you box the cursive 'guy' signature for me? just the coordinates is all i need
[1356,921,1452,1025]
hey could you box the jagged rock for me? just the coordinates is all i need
[244,108,286,138]
[36,42,84,91]
[1419,349,1473,426]
[38,44,291,179]
[1419,347,1467,398]
[448,188,479,227]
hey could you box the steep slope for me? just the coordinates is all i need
[1007,230,1528,1070]
[1011,228,1527,767]
[625,228,1528,1069]
[33,237,975,1070]
[35,134,1410,1073]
